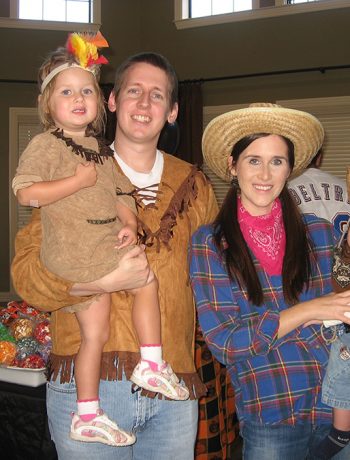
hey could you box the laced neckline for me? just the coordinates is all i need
[51,128,114,165]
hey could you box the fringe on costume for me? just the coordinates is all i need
[49,350,208,400]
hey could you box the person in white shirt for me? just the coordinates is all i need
[288,150,350,236]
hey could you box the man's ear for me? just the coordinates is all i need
[167,102,178,124]
[108,92,117,113]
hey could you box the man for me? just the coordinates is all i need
[11,52,234,460]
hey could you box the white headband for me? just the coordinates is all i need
[40,62,96,93]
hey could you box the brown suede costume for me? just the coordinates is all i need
[12,130,136,284]
[12,152,218,398]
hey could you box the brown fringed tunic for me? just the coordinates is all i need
[12,152,218,398]
[12,130,137,284]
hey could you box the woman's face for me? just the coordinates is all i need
[108,62,178,148]
[229,134,291,216]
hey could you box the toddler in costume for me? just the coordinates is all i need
[12,32,189,447]
[314,167,350,459]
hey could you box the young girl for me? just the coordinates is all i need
[12,33,189,447]
[189,103,350,459]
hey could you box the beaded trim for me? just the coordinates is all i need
[51,128,114,165]
[87,217,117,225]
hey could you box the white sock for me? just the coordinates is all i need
[140,344,163,366]
[77,398,99,421]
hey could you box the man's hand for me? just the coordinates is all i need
[70,245,150,295]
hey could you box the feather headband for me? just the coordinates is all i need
[40,31,109,93]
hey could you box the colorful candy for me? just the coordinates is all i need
[34,320,51,345]
[0,341,17,365]
[0,301,51,370]
[10,318,35,341]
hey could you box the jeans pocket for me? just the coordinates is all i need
[47,378,77,395]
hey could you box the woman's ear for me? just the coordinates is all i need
[227,156,237,177]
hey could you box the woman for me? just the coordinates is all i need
[189,103,350,459]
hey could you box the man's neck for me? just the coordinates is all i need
[114,136,157,174]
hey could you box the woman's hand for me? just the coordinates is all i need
[300,290,350,327]
[279,290,350,337]
[70,245,150,295]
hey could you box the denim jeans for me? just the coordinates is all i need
[240,420,350,460]
[322,333,350,409]
[47,375,198,459]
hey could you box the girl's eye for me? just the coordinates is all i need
[62,89,71,96]
[82,88,93,95]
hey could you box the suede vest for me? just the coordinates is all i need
[47,153,218,398]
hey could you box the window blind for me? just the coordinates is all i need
[16,121,42,228]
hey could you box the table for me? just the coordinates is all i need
[0,380,57,460]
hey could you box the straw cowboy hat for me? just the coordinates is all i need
[202,103,324,182]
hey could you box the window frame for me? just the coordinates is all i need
[7,107,41,300]
[0,0,100,31]
[174,0,350,29]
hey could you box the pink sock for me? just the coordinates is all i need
[77,398,99,421]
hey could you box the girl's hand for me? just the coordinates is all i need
[115,225,138,248]
[75,163,97,189]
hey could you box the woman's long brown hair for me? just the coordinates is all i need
[213,133,313,306]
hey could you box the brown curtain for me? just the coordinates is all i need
[176,81,203,166]
[101,83,115,144]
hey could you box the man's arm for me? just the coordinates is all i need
[11,209,151,308]
[11,209,89,311]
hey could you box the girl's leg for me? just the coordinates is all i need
[313,409,350,459]
[74,293,111,401]
[129,275,189,400]
[334,407,350,431]
[131,277,161,346]
[71,294,135,447]
[310,408,350,460]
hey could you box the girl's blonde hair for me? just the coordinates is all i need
[38,47,106,136]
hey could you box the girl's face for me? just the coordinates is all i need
[229,134,291,216]
[48,67,98,137]
[108,62,178,148]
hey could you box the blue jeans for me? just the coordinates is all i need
[47,375,198,459]
[322,333,350,409]
[241,421,350,460]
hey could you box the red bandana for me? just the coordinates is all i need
[238,198,286,276]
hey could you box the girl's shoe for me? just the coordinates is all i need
[130,359,190,400]
[70,409,136,447]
